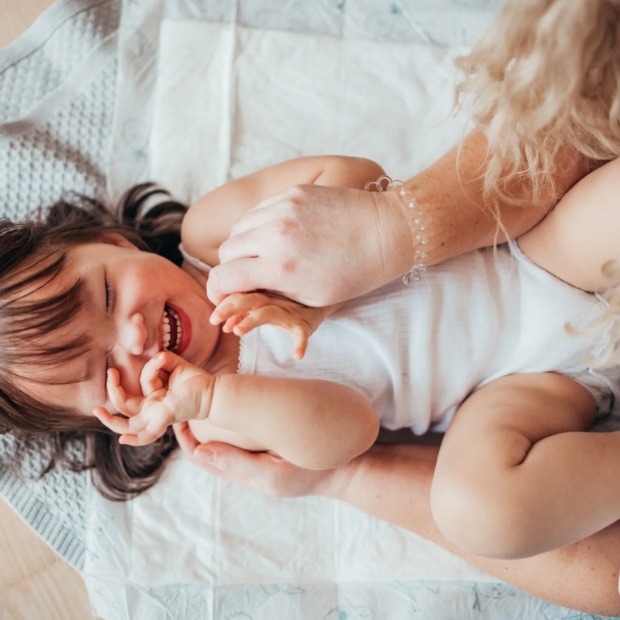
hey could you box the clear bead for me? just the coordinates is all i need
[364,173,429,285]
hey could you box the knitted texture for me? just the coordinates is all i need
[0,0,119,220]
[0,0,120,570]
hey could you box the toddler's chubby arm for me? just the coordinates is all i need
[94,351,379,470]
[181,155,386,269]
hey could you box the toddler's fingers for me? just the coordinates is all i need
[107,367,120,388]
[232,309,309,358]
[222,314,246,333]
[140,354,167,395]
[120,427,169,447]
[94,406,149,436]
[233,306,284,335]
[142,350,186,378]
[144,421,169,445]
[121,423,165,447]
[93,406,131,434]
[211,293,270,324]
[210,297,243,325]
[106,369,139,417]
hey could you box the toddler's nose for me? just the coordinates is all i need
[120,313,148,356]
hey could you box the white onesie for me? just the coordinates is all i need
[180,241,619,433]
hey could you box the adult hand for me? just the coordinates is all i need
[173,422,342,498]
[206,185,414,307]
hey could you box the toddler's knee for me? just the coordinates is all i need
[430,473,539,560]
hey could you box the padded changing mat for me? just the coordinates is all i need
[85,454,592,620]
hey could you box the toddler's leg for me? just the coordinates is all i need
[518,156,620,292]
[431,372,620,559]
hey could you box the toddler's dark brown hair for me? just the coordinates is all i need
[0,185,187,500]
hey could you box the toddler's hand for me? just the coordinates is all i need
[93,351,215,447]
[210,292,327,359]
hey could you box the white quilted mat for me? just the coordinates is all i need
[83,13,610,620]
[149,20,469,202]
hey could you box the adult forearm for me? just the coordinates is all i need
[396,130,592,271]
[328,443,620,615]
[208,130,593,306]
[327,444,438,536]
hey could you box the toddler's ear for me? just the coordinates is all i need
[99,232,138,249]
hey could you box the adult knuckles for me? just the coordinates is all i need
[272,218,299,242]
[281,185,309,203]
[270,257,297,280]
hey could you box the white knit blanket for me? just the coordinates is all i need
[0,0,120,570]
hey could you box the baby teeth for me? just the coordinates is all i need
[162,307,182,352]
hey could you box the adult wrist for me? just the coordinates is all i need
[369,190,418,284]
[369,178,439,284]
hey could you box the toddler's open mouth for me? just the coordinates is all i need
[161,303,192,356]
[162,305,182,352]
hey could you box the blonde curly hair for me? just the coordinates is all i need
[455,0,620,368]
[455,0,620,209]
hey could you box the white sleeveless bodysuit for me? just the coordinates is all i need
[181,242,619,433]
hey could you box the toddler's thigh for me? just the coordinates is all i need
[429,373,596,555]
[438,372,596,471]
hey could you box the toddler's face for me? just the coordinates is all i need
[21,237,219,417]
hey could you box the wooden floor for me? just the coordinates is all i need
[0,497,97,619]
[0,1,100,618]
[0,0,57,48]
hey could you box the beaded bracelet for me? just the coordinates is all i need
[365,175,428,284]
